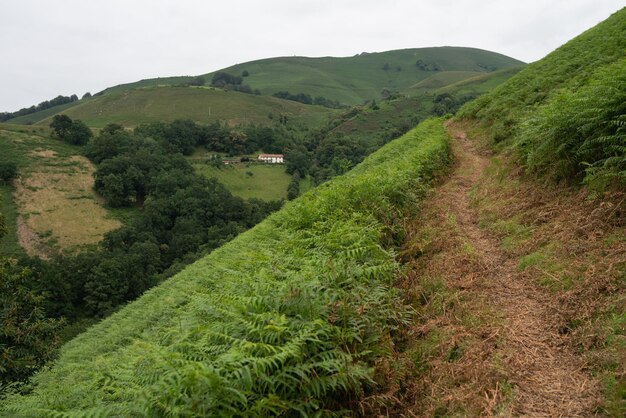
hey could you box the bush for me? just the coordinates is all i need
[0,161,18,182]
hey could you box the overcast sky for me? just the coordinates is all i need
[1,0,623,112]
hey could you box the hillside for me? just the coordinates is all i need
[98,47,523,106]
[438,7,625,415]
[33,87,335,129]
[458,7,626,145]
[6,101,80,125]
[1,119,451,416]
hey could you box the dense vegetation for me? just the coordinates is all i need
[1,119,450,416]
[272,91,344,109]
[0,234,63,385]
[518,58,626,187]
[458,7,626,187]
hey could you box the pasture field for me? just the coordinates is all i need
[35,86,335,129]
[0,125,121,256]
[192,160,292,201]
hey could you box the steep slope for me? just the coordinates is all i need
[458,7,625,144]
[0,124,121,257]
[2,119,450,416]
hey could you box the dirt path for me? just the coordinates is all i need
[407,123,600,416]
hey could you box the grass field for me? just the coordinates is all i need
[0,125,121,256]
[192,161,292,201]
[435,66,523,96]
[34,86,335,129]
[405,70,485,94]
[0,185,23,257]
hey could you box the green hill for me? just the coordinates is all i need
[92,47,523,103]
[6,47,522,128]
[32,87,335,129]
[192,47,523,105]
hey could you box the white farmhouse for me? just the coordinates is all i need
[258,154,284,164]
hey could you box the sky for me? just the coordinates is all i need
[0,0,623,112]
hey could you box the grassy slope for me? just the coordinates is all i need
[434,66,523,96]
[192,163,292,200]
[330,66,520,141]
[6,101,81,125]
[2,119,450,416]
[458,7,626,142]
[34,87,335,129]
[405,70,485,94]
[210,47,523,104]
[0,124,121,256]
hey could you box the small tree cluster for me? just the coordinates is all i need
[49,115,93,145]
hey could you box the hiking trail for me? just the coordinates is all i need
[401,122,600,416]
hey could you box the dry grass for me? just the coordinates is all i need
[360,120,624,417]
[13,151,120,255]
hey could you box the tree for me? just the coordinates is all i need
[0,213,6,239]
[82,92,92,99]
[0,257,63,383]
[211,72,243,87]
[242,70,249,77]
[188,77,205,87]
[287,174,300,200]
[50,114,73,139]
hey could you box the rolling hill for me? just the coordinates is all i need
[206,47,524,104]
[5,47,523,128]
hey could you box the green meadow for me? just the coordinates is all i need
[192,162,293,201]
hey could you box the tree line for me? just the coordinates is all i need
[0,94,85,122]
